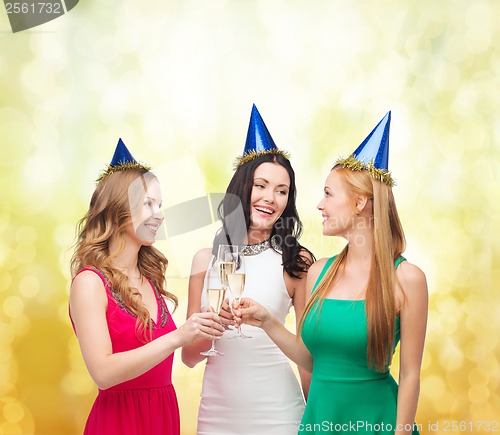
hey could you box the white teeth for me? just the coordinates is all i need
[255,207,273,215]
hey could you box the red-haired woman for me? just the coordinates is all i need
[235,113,428,435]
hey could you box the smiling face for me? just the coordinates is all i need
[249,162,290,239]
[126,176,164,246]
[317,169,357,237]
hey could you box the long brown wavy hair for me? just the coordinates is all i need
[71,168,178,342]
[299,166,406,372]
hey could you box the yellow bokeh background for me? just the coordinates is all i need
[1,1,499,434]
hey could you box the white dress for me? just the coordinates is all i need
[197,241,305,435]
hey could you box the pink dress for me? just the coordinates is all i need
[70,267,180,435]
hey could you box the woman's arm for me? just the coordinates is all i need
[290,274,312,399]
[235,298,313,372]
[284,249,317,400]
[181,248,216,368]
[70,270,223,390]
[394,261,428,435]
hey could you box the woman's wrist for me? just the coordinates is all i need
[166,329,184,350]
[262,313,278,333]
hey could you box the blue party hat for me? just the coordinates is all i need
[244,104,277,154]
[234,104,290,169]
[336,111,394,186]
[96,138,150,183]
[110,138,138,167]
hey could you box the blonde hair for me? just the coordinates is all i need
[71,168,178,342]
[299,166,406,372]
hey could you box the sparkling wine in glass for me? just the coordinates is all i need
[227,273,245,299]
[227,254,251,339]
[217,245,238,289]
[218,260,235,289]
[200,267,226,357]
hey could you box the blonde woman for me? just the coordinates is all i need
[69,139,223,435]
[235,113,428,434]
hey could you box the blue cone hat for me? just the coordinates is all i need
[244,104,277,154]
[110,138,138,167]
[96,138,150,183]
[336,111,394,186]
[234,104,289,169]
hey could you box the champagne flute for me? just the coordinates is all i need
[217,245,237,290]
[200,266,226,357]
[227,253,251,339]
[216,245,237,332]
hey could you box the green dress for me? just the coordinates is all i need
[299,256,420,434]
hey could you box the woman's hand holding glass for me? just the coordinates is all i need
[177,310,225,347]
[232,298,272,330]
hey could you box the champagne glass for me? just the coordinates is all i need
[216,245,237,332]
[217,245,237,290]
[227,252,251,339]
[200,266,226,357]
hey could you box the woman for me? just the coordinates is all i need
[69,139,224,435]
[182,105,314,434]
[235,112,428,434]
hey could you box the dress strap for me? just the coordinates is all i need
[69,267,112,334]
[74,267,112,293]
[311,255,338,294]
[395,256,406,269]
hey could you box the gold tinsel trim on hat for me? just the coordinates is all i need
[96,162,152,184]
[233,149,291,170]
[335,155,395,187]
